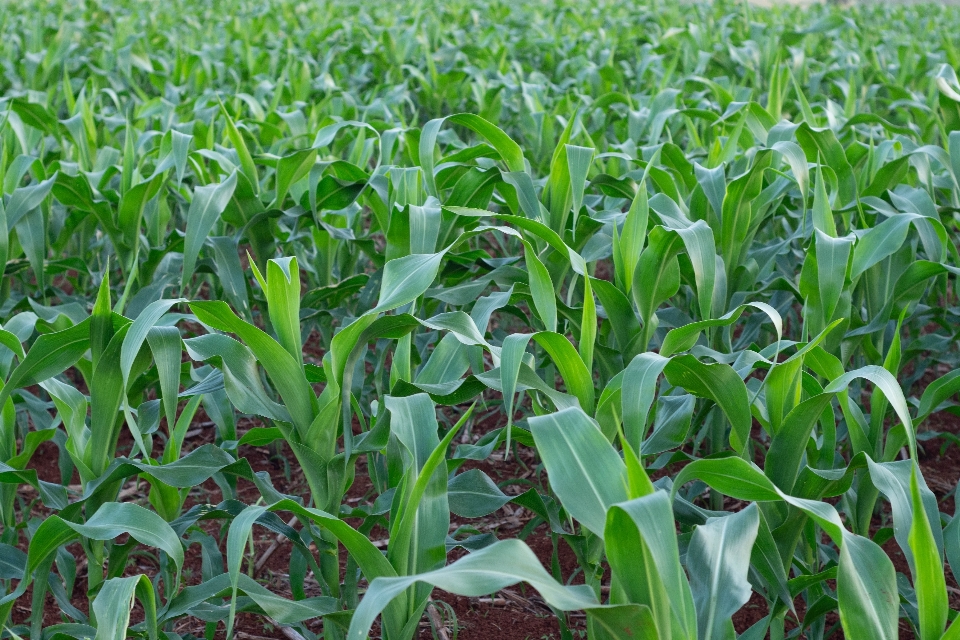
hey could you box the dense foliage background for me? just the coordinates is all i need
[3,0,960,638]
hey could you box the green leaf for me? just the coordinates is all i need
[90,324,134,473]
[593,278,643,359]
[664,356,752,454]
[633,228,681,348]
[867,459,943,582]
[850,213,914,280]
[373,252,445,314]
[916,369,960,424]
[617,183,650,295]
[660,303,782,358]
[499,333,532,455]
[672,457,780,503]
[0,319,91,406]
[189,301,316,435]
[811,162,836,236]
[524,243,557,332]
[120,298,183,390]
[448,469,511,518]
[587,604,661,640]
[836,534,898,640]
[5,173,55,229]
[347,540,600,640]
[796,124,857,206]
[225,504,268,638]
[72,502,184,578]
[386,393,453,597]
[605,492,697,640]
[184,333,291,422]
[92,575,157,640]
[687,505,760,640]
[117,174,162,253]
[529,407,628,537]
[908,465,948,640]
[581,275,597,374]
[720,150,773,278]
[252,256,303,366]
[160,571,337,625]
[146,325,184,439]
[210,236,252,318]
[824,366,915,458]
[813,230,853,323]
[220,104,259,192]
[766,393,834,492]
[532,332,595,412]
[270,147,317,209]
[181,171,239,292]
[566,144,594,237]
[621,353,670,451]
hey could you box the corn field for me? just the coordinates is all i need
[2,0,960,638]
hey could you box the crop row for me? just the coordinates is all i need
[2,1,960,639]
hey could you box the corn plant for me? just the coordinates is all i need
[5,0,960,639]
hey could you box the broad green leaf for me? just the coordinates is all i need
[813,229,853,323]
[532,331,595,411]
[672,457,780,503]
[825,366,915,458]
[908,465,948,640]
[92,575,157,640]
[687,505,760,640]
[660,303,781,358]
[621,353,670,451]
[606,492,697,640]
[373,252,445,314]
[588,604,661,640]
[811,162,836,236]
[225,504,268,638]
[184,333,291,422]
[160,571,337,625]
[145,325,183,441]
[664,356,752,454]
[5,173,56,228]
[0,319,91,405]
[120,298,183,389]
[529,407,628,537]
[270,147,317,209]
[500,332,532,455]
[525,243,557,332]
[448,469,511,518]
[867,458,943,578]
[837,534,898,640]
[386,393,452,602]
[347,540,600,640]
[252,256,303,366]
[617,182,650,295]
[71,502,184,577]
[189,301,316,435]
[566,144,594,236]
[220,104,259,191]
[181,171,238,292]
